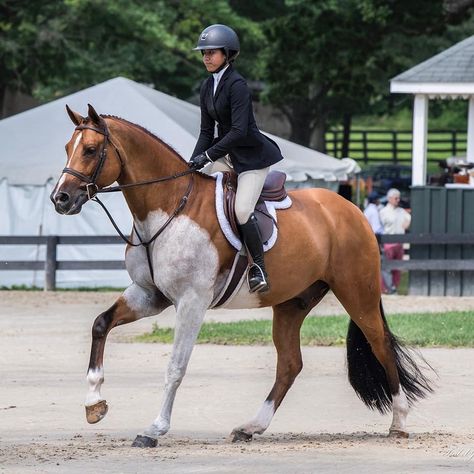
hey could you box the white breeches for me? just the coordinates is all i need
[203,157,270,225]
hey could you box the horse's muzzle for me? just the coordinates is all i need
[51,189,88,215]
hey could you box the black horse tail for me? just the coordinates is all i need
[346,300,434,414]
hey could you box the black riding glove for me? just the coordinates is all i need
[189,152,212,170]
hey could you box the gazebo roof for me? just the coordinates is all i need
[391,35,474,95]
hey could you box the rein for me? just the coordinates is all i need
[62,121,196,281]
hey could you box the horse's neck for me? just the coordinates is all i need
[109,120,189,222]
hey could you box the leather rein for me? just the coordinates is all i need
[62,121,195,281]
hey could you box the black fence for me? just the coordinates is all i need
[1,234,474,292]
[325,129,467,164]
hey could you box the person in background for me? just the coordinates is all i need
[363,191,392,293]
[363,191,384,235]
[379,188,411,294]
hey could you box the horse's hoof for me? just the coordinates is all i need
[131,435,158,448]
[229,429,253,443]
[389,429,409,438]
[85,400,108,424]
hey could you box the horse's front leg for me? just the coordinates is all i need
[86,283,171,423]
[132,294,209,448]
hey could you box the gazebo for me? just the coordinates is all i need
[390,35,474,185]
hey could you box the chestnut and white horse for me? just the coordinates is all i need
[50,105,432,447]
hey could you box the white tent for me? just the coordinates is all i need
[0,77,359,288]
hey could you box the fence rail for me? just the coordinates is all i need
[325,129,467,164]
[1,234,474,291]
[0,235,126,290]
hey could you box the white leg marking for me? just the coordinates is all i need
[390,385,409,432]
[85,367,104,407]
[236,400,275,435]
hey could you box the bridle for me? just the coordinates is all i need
[61,120,195,281]
[63,123,119,200]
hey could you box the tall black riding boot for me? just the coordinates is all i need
[238,213,269,293]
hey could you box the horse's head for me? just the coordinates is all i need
[50,104,122,215]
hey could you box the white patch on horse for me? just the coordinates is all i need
[51,132,83,201]
[122,284,155,316]
[125,210,219,440]
[390,385,409,432]
[85,366,104,407]
[126,210,220,303]
[71,132,82,159]
[235,400,275,435]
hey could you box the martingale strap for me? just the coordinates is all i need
[93,173,194,281]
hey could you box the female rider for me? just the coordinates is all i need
[189,24,284,293]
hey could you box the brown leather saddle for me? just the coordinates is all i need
[222,170,288,244]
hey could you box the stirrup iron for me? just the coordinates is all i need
[247,263,269,293]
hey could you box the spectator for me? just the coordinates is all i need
[363,191,384,235]
[379,188,411,294]
[363,191,392,293]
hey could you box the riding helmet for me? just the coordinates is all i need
[194,24,240,61]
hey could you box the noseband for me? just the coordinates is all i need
[61,119,195,281]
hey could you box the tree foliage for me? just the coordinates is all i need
[2,0,474,150]
[0,0,263,107]
[262,0,474,148]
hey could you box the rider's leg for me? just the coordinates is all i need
[235,167,270,293]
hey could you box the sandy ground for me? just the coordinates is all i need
[1,291,474,473]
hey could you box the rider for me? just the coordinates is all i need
[189,24,284,293]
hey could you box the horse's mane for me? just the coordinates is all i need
[99,114,215,180]
[101,114,184,162]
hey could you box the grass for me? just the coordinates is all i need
[136,311,474,348]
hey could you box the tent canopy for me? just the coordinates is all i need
[0,76,359,186]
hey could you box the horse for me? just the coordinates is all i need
[50,104,433,448]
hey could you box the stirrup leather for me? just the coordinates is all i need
[247,263,269,293]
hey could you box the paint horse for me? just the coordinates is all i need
[51,104,432,448]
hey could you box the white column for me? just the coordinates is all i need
[467,96,474,163]
[412,94,429,186]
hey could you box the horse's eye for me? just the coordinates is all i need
[85,147,96,155]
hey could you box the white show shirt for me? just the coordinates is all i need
[379,204,411,235]
[213,65,229,95]
[211,65,230,138]
[363,203,384,235]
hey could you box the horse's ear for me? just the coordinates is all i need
[66,105,83,126]
[87,104,103,126]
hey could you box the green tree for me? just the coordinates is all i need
[0,0,263,116]
[262,0,474,149]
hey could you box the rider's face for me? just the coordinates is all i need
[202,49,226,73]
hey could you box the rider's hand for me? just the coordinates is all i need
[189,152,212,170]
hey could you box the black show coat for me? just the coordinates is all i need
[192,66,283,174]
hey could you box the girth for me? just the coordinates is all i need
[222,170,288,242]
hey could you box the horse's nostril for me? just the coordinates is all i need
[56,191,70,204]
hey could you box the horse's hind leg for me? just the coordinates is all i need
[230,281,329,442]
[85,283,171,424]
[332,283,432,438]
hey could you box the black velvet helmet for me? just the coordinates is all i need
[194,24,240,61]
